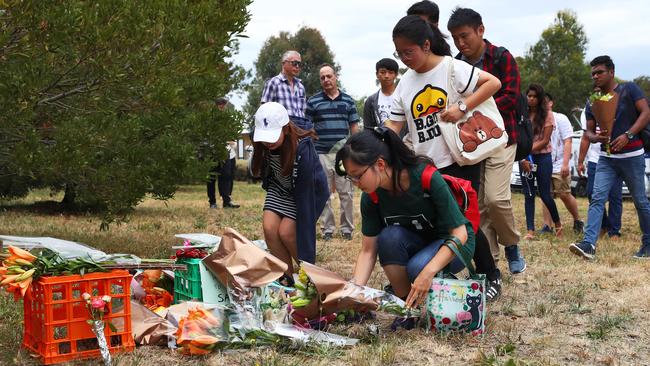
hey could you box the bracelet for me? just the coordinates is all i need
[444,235,463,249]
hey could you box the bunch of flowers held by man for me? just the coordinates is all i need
[589,89,619,155]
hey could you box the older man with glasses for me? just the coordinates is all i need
[306,63,360,241]
[261,50,310,129]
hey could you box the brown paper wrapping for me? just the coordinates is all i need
[300,262,379,316]
[130,301,178,346]
[591,92,619,138]
[202,228,288,291]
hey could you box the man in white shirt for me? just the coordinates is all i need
[363,58,399,131]
[540,94,582,231]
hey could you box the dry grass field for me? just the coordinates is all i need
[1,180,649,366]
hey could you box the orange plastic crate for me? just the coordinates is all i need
[22,270,135,365]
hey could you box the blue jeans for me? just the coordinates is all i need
[376,226,465,281]
[521,153,560,231]
[584,154,650,247]
[587,161,622,236]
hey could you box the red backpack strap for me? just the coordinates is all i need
[368,191,379,204]
[421,164,438,192]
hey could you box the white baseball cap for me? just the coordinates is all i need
[253,102,290,143]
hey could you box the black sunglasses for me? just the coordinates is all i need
[284,60,302,67]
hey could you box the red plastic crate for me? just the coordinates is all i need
[22,270,135,365]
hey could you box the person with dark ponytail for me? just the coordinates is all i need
[335,127,474,309]
[251,102,329,281]
[407,1,440,27]
[384,15,504,300]
[519,83,562,239]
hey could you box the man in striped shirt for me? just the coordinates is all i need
[306,64,360,241]
[261,50,307,124]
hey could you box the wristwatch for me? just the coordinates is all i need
[458,101,468,113]
[625,130,635,139]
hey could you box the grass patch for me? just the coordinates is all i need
[0,294,23,365]
[586,311,632,340]
[2,184,650,364]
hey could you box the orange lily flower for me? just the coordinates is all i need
[7,246,37,263]
[19,277,33,297]
[1,274,20,285]
[4,282,22,301]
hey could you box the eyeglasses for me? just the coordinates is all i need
[284,60,302,67]
[346,164,372,183]
[393,48,416,60]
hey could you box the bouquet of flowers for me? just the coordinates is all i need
[175,307,228,355]
[1,245,108,300]
[140,269,173,314]
[172,240,209,259]
[289,262,412,327]
[0,246,38,299]
[589,90,619,155]
[81,292,115,366]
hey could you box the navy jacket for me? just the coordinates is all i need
[261,137,329,263]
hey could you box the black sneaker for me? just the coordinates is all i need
[390,316,417,331]
[633,244,650,259]
[485,278,501,301]
[323,232,333,241]
[569,241,595,260]
[223,202,240,208]
[573,220,585,234]
[342,232,353,241]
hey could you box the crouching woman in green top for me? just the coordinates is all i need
[335,127,475,308]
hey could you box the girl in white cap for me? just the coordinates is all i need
[251,102,329,283]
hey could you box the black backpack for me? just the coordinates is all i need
[513,92,533,161]
[491,47,533,161]
[640,97,650,152]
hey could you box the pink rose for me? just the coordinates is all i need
[91,298,106,309]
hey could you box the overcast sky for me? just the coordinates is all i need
[229,0,650,109]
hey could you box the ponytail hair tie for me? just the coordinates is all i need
[373,126,389,141]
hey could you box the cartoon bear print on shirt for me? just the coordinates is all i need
[457,111,504,152]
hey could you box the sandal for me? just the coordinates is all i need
[555,225,563,238]
[523,232,535,240]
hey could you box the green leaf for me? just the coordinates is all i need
[107,322,117,332]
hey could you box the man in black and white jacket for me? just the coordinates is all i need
[363,58,399,132]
